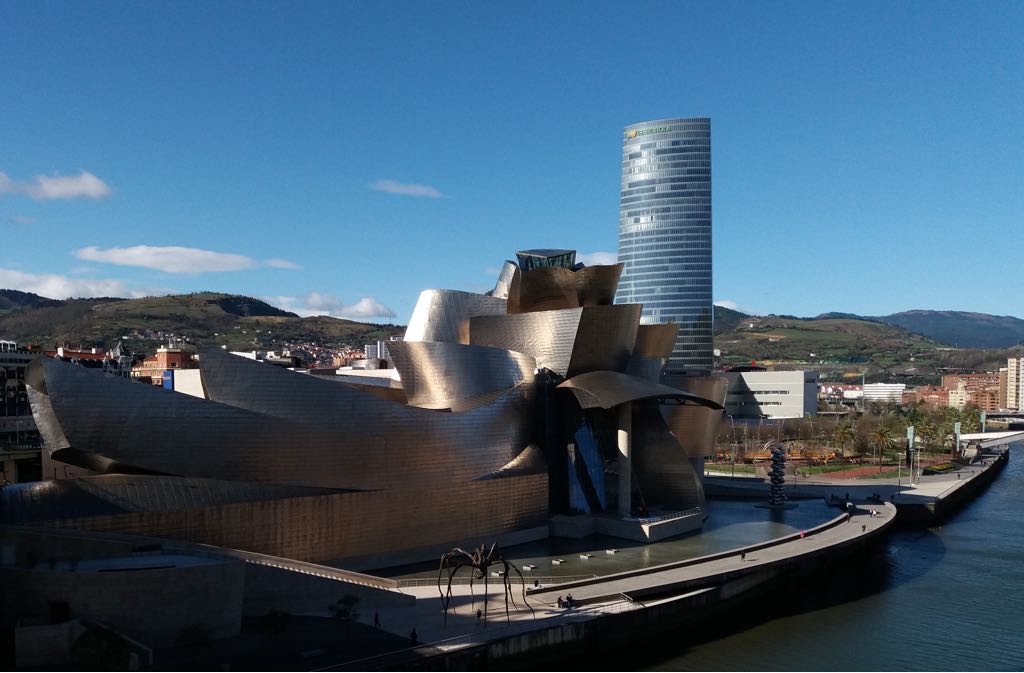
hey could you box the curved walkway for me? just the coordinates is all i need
[325,502,895,668]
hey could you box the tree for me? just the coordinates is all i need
[917,421,938,451]
[833,422,855,457]
[869,426,897,471]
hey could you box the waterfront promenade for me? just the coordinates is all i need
[705,446,1010,523]
[328,448,1012,669]
[323,502,894,670]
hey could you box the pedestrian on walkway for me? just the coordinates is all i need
[410,627,418,645]
[740,552,746,562]
[374,612,380,628]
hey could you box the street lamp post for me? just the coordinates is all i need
[728,415,737,478]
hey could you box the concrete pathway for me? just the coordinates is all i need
[328,504,894,668]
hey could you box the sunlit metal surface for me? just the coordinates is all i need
[469,304,641,377]
[491,260,518,299]
[388,340,536,410]
[507,264,623,314]
[633,323,679,359]
[31,353,537,493]
[557,370,722,410]
[404,289,506,344]
[660,373,729,458]
[21,353,549,562]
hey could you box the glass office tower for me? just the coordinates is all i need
[617,117,712,372]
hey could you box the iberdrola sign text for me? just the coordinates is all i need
[625,126,673,139]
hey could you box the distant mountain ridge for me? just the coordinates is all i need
[876,310,1024,349]
[716,306,1024,349]
[0,290,402,351]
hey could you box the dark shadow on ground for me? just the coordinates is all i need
[150,615,414,672]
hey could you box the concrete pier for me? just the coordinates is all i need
[705,447,1010,525]
[323,502,895,670]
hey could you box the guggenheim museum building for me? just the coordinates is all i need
[3,249,726,568]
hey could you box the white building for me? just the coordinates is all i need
[723,370,818,419]
[862,382,906,405]
[1007,357,1022,410]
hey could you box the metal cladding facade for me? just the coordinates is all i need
[617,117,713,372]
[23,352,547,563]
[556,370,723,411]
[404,289,506,343]
[469,304,641,378]
[507,264,624,313]
[660,373,729,459]
[386,340,536,410]
[18,245,727,563]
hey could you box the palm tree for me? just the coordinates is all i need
[833,422,855,458]
[869,426,897,471]
[917,421,937,452]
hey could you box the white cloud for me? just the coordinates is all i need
[0,266,164,300]
[577,251,618,266]
[8,215,36,225]
[369,179,447,199]
[484,266,501,276]
[0,170,112,201]
[73,245,300,274]
[714,300,757,315]
[265,258,302,270]
[267,292,396,321]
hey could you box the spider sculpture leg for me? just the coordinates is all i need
[440,562,463,626]
[505,558,535,619]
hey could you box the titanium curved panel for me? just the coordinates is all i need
[556,370,722,410]
[510,266,579,313]
[575,263,623,307]
[567,303,641,376]
[469,304,641,377]
[631,402,706,509]
[197,348,535,487]
[659,373,728,458]
[491,260,518,300]
[33,356,343,485]
[404,289,506,344]
[36,354,534,492]
[25,359,71,454]
[633,323,679,359]
[388,340,536,410]
[506,264,623,314]
[469,308,582,374]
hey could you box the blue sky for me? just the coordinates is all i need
[1,1,1021,323]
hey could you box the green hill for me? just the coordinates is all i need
[713,307,1015,383]
[0,291,403,352]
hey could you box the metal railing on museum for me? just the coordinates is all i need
[625,506,703,524]
[313,597,641,671]
[395,574,597,588]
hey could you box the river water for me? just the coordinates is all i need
[638,446,1024,671]
[378,449,1022,671]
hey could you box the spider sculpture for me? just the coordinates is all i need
[437,542,534,626]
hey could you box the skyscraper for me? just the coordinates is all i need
[616,117,712,372]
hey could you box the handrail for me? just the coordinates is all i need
[527,508,857,596]
[624,507,702,524]
[396,574,597,588]
[313,597,640,671]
